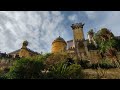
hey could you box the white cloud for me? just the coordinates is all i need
[68,14,77,21]
[85,11,97,20]
[1,11,120,54]
[0,11,66,53]
[85,11,120,36]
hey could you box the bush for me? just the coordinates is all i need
[78,60,91,69]
[45,53,68,69]
[44,62,84,79]
[6,58,45,79]
[90,61,116,69]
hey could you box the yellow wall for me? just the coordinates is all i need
[19,49,35,58]
[73,28,84,41]
[52,41,67,53]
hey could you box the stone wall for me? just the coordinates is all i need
[66,50,120,64]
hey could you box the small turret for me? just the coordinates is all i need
[71,23,85,41]
[22,40,28,49]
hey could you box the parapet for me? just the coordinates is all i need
[71,23,84,29]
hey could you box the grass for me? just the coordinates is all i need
[83,68,120,79]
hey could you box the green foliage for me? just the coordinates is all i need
[94,28,114,44]
[2,53,85,79]
[87,29,94,35]
[91,59,116,69]
[99,38,117,53]
[34,53,52,60]
[6,58,45,79]
[78,60,91,69]
[45,62,83,79]
[94,28,118,60]
[0,67,10,79]
[114,38,120,51]
[45,53,68,69]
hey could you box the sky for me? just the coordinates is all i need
[0,11,120,54]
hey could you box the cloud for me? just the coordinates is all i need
[68,14,77,22]
[98,11,120,36]
[85,11,97,20]
[0,11,120,54]
[0,11,66,53]
[84,11,120,36]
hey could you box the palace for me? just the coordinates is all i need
[0,22,120,63]
[51,23,120,63]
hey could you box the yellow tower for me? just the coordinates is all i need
[71,23,85,41]
[71,23,86,60]
[51,36,67,53]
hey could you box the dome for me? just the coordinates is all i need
[52,36,67,45]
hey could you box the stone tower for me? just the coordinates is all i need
[71,23,85,42]
[71,23,86,60]
[51,36,67,53]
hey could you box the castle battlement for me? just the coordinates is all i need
[71,23,84,29]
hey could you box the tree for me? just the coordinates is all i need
[87,29,94,36]
[94,28,116,53]
[94,28,119,65]
[94,28,114,43]
[6,58,45,79]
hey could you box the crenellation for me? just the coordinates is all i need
[71,23,84,29]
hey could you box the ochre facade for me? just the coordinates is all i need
[9,40,39,58]
[71,23,85,41]
[19,48,35,58]
[51,36,67,53]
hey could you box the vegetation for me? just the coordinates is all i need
[44,62,83,79]
[45,53,69,69]
[93,28,120,65]
[87,29,95,36]
[6,57,45,79]
[0,53,83,79]
[0,28,120,79]
[0,52,120,79]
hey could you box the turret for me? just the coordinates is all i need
[71,23,85,42]
[51,36,67,53]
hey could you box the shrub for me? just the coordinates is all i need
[45,53,68,69]
[90,60,116,69]
[44,62,84,79]
[6,58,45,79]
[78,60,91,69]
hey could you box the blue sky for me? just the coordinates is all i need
[0,11,120,53]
